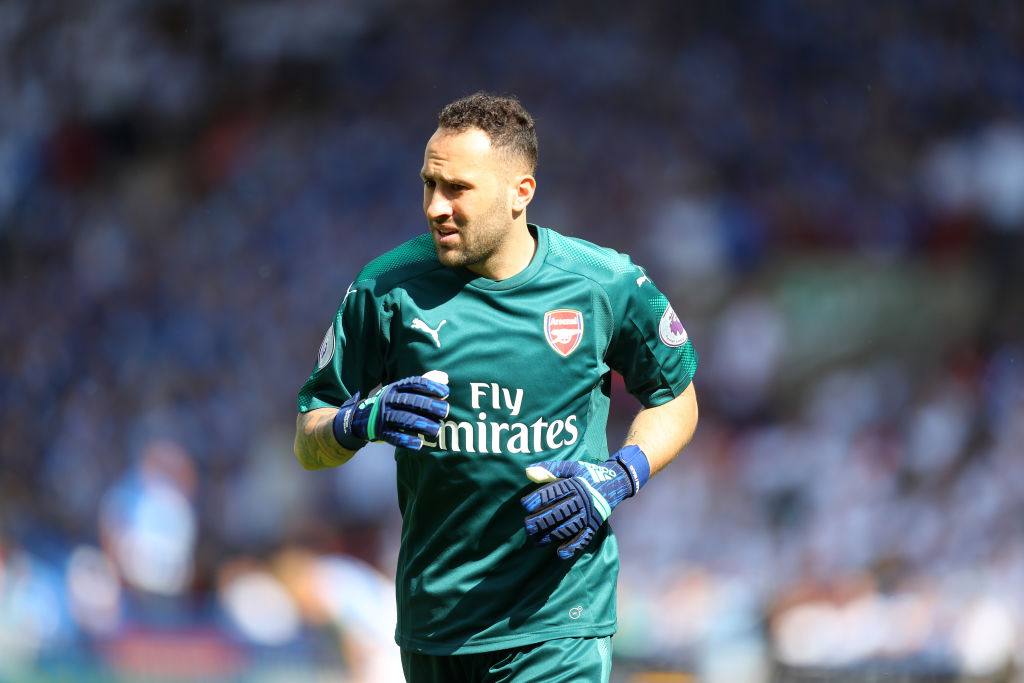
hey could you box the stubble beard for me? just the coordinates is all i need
[434,197,513,274]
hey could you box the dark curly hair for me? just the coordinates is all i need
[437,92,537,173]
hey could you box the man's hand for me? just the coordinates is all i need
[333,375,450,451]
[520,445,650,560]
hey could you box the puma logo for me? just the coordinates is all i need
[411,318,447,348]
[635,266,651,288]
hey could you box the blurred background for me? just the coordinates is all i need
[2,1,1023,681]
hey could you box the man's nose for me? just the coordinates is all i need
[425,189,451,220]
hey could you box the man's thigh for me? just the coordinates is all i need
[401,636,612,683]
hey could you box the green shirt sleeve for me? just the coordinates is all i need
[297,281,388,412]
[604,261,698,408]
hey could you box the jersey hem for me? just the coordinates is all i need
[641,374,694,409]
[297,396,341,413]
[395,621,617,655]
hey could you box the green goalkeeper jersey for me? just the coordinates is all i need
[298,225,697,654]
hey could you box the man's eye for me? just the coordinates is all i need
[423,179,436,188]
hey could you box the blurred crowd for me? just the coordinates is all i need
[1,1,1023,680]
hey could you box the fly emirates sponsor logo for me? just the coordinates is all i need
[419,382,579,454]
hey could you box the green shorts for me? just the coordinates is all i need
[400,636,613,683]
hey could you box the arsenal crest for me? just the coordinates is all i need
[544,309,584,357]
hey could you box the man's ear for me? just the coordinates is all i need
[511,174,536,214]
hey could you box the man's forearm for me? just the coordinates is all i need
[623,381,698,475]
[294,408,358,470]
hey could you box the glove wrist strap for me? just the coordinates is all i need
[613,445,651,497]
[332,403,367,452]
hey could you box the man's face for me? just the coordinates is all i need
[421,127,520,276]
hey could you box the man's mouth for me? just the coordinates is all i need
[434,225,459,242]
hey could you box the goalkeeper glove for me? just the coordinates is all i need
[333,375,450,451]
[520,445,650,560]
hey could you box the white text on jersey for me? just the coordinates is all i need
[419,381,578,454]
[470,382,523,416]
[421,415,579,454]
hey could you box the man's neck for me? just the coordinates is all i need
[470,220,537,281]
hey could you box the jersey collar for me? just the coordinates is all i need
[463,224,548,291]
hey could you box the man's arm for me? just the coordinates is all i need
[294,375,451,471]
[294,408,358,470]
[622,381,698,476]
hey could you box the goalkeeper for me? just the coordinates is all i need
[294,92,698,683]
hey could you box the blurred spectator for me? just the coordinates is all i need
[98,438,198,598]
[0,534,77,677]
[271,546,405,682]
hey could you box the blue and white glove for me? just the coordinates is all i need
[333,375,450,451]
[520,445,651,560]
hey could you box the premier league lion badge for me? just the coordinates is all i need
[659,305,688,347]
[544,309,584,357]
